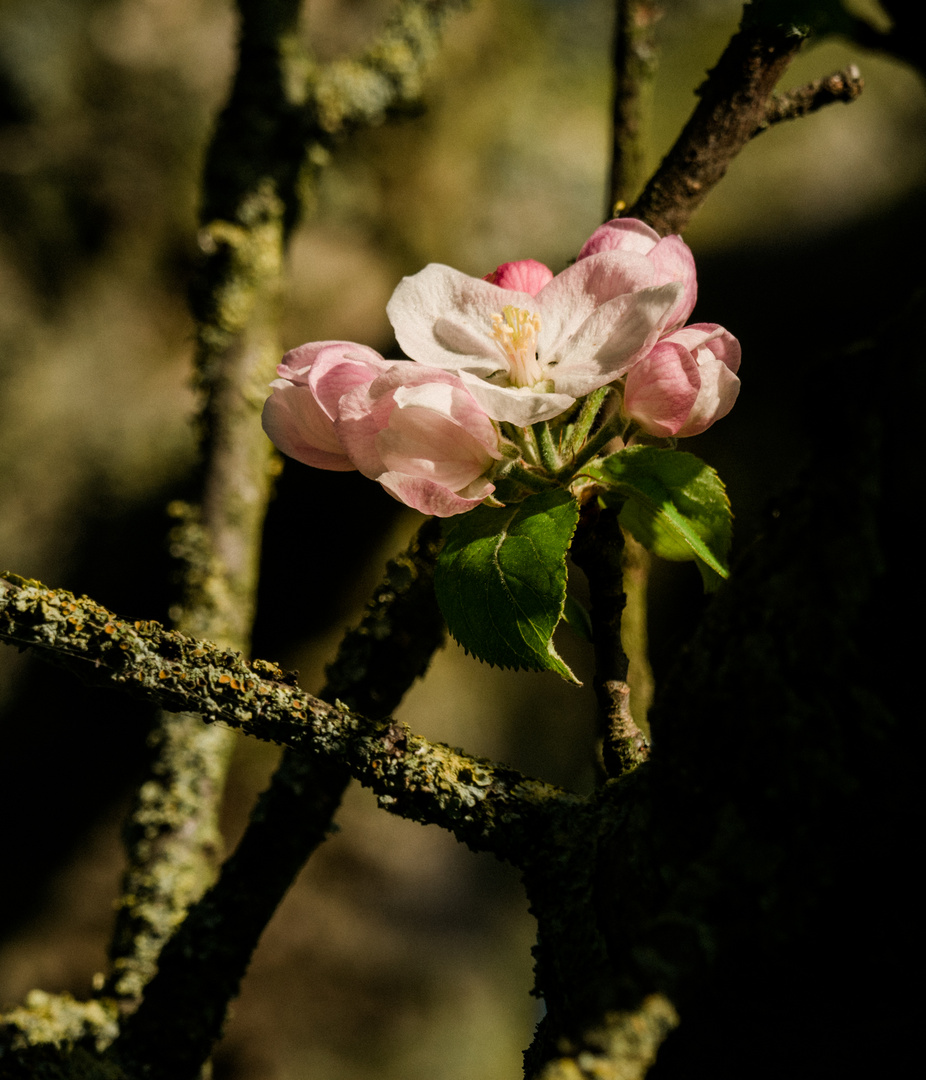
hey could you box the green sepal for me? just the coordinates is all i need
[587,445,732,591]
[435,489,581,682]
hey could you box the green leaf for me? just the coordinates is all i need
[435,489,580,682]
[587,446,732,591]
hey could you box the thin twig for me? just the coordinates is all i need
[606,0,662,216]
[761,66,864,128]
[628,17,807,235]
[569,505,650,781]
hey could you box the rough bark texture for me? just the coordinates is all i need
[628,17,805,235]
[524,297,920,1078]
[108,520,448,1079]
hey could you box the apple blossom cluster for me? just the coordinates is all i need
[261,218,740,517]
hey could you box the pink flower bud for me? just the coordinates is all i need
[261,341,391,470]
[262,341,502,516]
[483,259,554,296]
[624,324,741,438]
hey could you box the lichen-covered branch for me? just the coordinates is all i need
[104,519,448,1079]
[105,710,236,1007]
[103,0,472,1020]
[0,572,576,860]
[0,991,120,1078]
[103,0,297,1006]
[529,995,679,1080]
[308,0,470,137]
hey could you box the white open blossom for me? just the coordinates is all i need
[386,251,683,426]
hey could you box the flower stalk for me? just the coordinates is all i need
[566,386,611,458]
[560,411,632,481]
[533,420,562,473]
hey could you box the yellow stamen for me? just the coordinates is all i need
[491,305,544,388]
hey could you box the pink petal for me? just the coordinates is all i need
[336,364,500,481]
[276,340,345,379]
[577,222,697,331]
[577,218,661,259]
[673,334,741,437]
[458,373,576,425]
[483,259,554,295]
[392,381,501,452]
[662,324,722,354]
[306,343,392,420]
[381,381,501,490]
[629,324,741,438]
[277,340,383,380]
[649,236,697,329]
[335,383,395,479]
[534,249,657,353]
[624,342,701,437]
[377,472,495,517]
[261,382,356,471]
[378,409,494,490]
[685,323,742,374]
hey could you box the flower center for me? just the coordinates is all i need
[491,305,544,388]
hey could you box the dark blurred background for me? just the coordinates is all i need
[1,1,922,1076]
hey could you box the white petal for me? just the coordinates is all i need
[549,283,683,398]
[459,372,576,425]
[387,263,535,371]
[535,250,656,357]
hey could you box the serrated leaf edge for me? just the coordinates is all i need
[435,493,580,682]
[588,450,730,578]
